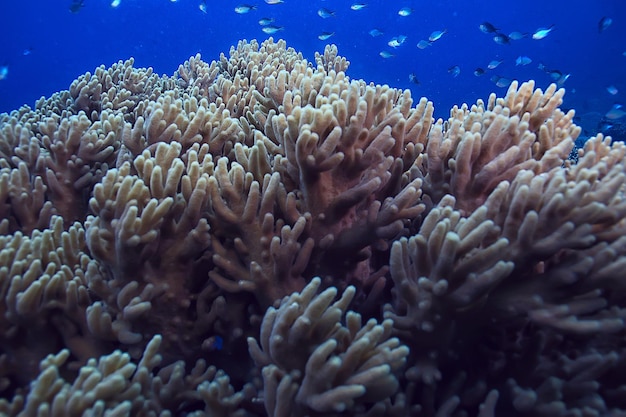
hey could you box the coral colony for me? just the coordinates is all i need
[0,39,625,416]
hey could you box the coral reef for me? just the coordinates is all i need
[0,38,625,416]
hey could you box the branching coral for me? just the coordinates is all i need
[0,38,625,416]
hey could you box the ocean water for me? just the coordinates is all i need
[0,0,625,126]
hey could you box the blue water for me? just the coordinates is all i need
[0,0,625,121]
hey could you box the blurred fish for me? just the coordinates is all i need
[605,104,626,120]
[111,0,121,7]
[258,17,274,25]
[0,65,8,80]
[369,28,383,37]
[398,7,412,17]
[479,22,499,34]
[69,0,84,13]
[556,73,571,86]
[318,31,335,40]
[262,25,284,34]
[532,25,554,40]
[416,40,432,49]
[607,85,619,95]
[380,51,395,58]
[537,62,563,81]
[202,335,223,351]
[408,73,420,84]
[491,75,512,88]
[388,35,407,48]
[493,33,510,45]
[318,8,335,18]
[474,68,485,76]
[599,16,612,33]
[515,55,532,66]
[198,0,207,13]
[448,65,460,77]
[487,59,503,69]
[265,0,283,4]
[508,31,528,40]
[23,47,33,56]
[429,29,447,42]
[350,3,367,10]
[235,4,256,13]
[601,122,614,133]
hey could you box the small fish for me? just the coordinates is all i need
[235,4,256,13]
[515,55,532,66]
[258,17,274,25]
[398,7,412,17]
[350,3,367,10]
[428,29,447,42]
[493,33,510,45]
[198,0,207,13]
[508,31,528,40]
[599,16,612,33]
[448,65,460,77]
[487,59,503,69]
[380,51,395,58]
[262,25,284,34]
[416,40,432,49]
[264,0,283,3]
[0,65,8,80]
[605,104,626,120]
[491,75,512,88]
[203,335,223,351]
[532,25,554,40]
[537,62,561,80]
[388,35,407,48]
[607,85,619,95]
[474,67,485,76]
[479,22,499,34]
[111,0,121,7]
[409,73,420,84]
[369,28,383,37]
[318,31,335,40]
[68,0,84,13]
[601,122,614,133]
[547,70,563,81]
[317,8,335,18]
[23,47,33,56]
[556,73,571,86]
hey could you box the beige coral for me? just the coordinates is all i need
[0,38,625,417]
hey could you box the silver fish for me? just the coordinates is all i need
[234,4,256,13]
[262,25,284,34]
[317,8,335,18]
[429,29,447,42]
[350,3,367,10]
[532,25,554,40]
[398,7,412,16]
[487,59,503,69]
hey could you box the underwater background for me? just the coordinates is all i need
[0,0,625,130]
[3,2,626,415]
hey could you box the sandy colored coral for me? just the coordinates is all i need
[0,38,625,416]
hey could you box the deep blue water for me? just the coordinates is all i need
[0,0,624,123]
